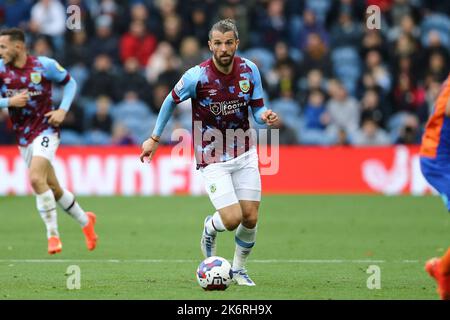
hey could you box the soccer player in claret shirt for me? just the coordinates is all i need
[419,73,450,300]
[0,28,98,254]
[140,19,278,286]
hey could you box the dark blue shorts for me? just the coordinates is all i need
[420,156,450,211]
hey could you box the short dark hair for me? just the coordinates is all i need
[209,19,239,40]
[0,28,26,42]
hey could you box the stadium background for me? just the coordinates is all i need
[0,0,450,301]
[0,0,449,195]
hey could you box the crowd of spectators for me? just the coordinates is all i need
[0,0,449,146]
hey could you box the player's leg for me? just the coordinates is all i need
[420,157,450,299]
[230,151,261,286]
[200,164,242,257]
[47,165,98,250]
[28,155,62,254]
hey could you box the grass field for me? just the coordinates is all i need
[0,195,449,300]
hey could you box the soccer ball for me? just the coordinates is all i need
[196,256,233,290]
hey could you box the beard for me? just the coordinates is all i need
[214,52,234,67]
[2,51,18,65]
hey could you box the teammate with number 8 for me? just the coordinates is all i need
[0,28,98,254]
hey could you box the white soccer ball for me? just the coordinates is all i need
[196,256,233,290]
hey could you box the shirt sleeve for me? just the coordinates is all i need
[171,66,201,104]
[245,59,265,108]
[38,56,71,85]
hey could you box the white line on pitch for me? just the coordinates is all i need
[0,259,420,264]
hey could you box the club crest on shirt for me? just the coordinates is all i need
[239,79,250,93]
[30,72,42,84]
[210,184,217,194]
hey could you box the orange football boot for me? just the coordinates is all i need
[48,236,62,255]
[82,212,98,251]
[425,258,450,300]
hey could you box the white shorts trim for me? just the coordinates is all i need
[18,133,60,167]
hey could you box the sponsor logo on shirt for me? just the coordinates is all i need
[210,100,247,116]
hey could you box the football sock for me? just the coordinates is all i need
[205,211,226,235]
[233,224,257,271]
[36,189,59,238]
[440,248,450,275]
[57,189,88,227]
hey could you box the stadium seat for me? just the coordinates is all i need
[331,46,361,96]
[421,14,450,49]
[242,48,275,74]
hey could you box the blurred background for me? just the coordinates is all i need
[0,0,448,148]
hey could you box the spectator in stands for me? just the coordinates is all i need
[82,54,118,100]
[300,32,333,77]
[298,69,327,106]
[113,91,154,143]
[0,110,14,145]
[426,51,449,83]
[179,36,204,71]
[0,0,32,29]
[395,113,421,145]
[89,15,120,65]
[330,10,363,48]
[326,79,360,136]
[298,8,329,50]
[352,118,391,146]
[120,19,158,67]
[29,0,66,51]
[359,88,389,128]
[185,3,210,45]
[391,73,426,115]
[115,57,152,105]
[145,42,180,85]
[363,49,392,94]
[111,123,135,145]
[300,89,336,145]
[88,95,113,136]
[31,35,54,58]
[61,102,85,135]
[256,0,289,49]
[64,30,90,68]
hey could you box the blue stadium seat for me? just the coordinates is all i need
[83,130,112,145]
[331,46,361,96]
[421,14,450,49]
[242,48,275,74]
[60,130,84,145]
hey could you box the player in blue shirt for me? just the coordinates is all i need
[140,19,278,286]
[0,28,98,254]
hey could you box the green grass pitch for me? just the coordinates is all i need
[0,195,448,300]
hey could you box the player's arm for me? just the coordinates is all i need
[247,60,278,126]
[140,94,177,163]
[140,66,199,163]
[39,57,77,126]
[0,90,29,108]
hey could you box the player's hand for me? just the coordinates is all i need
[45,109,67,127]
[140,137,159,163]
[261,109,279,126]
[9,90,29,107]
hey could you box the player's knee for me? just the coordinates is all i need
[220,210,242,231]
[242,215,258,229]
[29,171,46,190]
